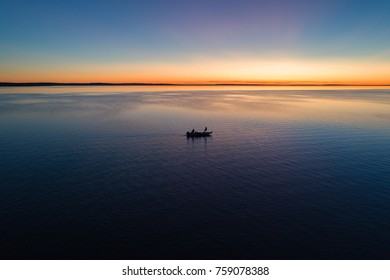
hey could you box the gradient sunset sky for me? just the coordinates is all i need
[1,0,390,84]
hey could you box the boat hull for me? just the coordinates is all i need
[186,131,212,138]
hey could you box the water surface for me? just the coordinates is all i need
[1,86,389,259]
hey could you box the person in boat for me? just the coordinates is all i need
[191,129,195,133]
[204,126,207,132]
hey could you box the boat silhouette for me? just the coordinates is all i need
[186,127,212,137]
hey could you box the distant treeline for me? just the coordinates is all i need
[0,82,176,87]
[1,82,389,87]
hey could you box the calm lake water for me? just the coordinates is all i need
[1,86,390,259]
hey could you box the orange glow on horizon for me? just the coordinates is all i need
[2,57,390,85]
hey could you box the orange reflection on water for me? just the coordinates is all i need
[1,85,389,128]
[109,86,390,129]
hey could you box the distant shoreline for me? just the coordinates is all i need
[1,82,390,87]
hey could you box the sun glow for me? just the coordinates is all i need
[2,56,390,85]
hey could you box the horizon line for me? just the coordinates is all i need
[2,82,390,87]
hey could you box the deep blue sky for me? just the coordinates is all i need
[1,0,390,83]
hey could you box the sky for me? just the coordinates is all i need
[1,0,390,84]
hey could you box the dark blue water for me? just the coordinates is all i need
[1,87,390,259]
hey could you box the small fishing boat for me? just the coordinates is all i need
[186,131,213,138]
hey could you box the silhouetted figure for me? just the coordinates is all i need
[204,126,207,132]
[191,129,195,133]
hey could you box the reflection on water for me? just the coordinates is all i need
[0,86,390,259]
